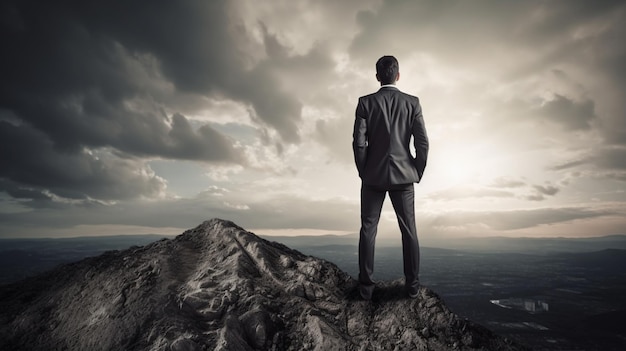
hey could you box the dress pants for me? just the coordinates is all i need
[359,182,420,299]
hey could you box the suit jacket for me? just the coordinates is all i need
[353,86,429,187]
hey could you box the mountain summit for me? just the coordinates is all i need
[0,219,527,350]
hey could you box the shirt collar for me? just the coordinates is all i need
[379,84,398,89]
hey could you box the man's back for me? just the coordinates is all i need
[353,86,428,187]
[353,55,428,300]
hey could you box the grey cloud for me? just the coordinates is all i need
[538,94,595,131]
[1,0,338,202]
[492,178,561,202]
[91,1,314,144]
[605,172,626,182]
[0,0,314,160]
[0,107,241,201]
[600,66,626,145]
[244,26,339,144]
[0,179,110,210]
[490,177,527,188]
[524,194,547,202]
[0,0,249,159]
[518,182,560,202]
[551,158,590,171]
[550,147,626,175]
[0,191,361,236]
[315,115,356,164]
[428,177,560,202]
[524,183,560,202]
[163,113,244,162]
[350,1,518,65]
[533,184,559,196]
[232,65,302,144]
[0,179,52,202]
[427,186,515,201]
[433,207,614,231]
[594,147,626,170]
[350,0,624,63]
[0,121,166,202]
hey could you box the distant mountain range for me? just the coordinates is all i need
[262,233,626,254]
[421,234,626,254]
[2,231,624,253]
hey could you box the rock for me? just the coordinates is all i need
[0,218,530,351]
[170,338,199,351]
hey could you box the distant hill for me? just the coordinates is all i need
[0,235,170,285]
[428,235,626,254]
[0,234,170,252]
[264,233,626,254]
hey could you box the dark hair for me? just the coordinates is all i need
[376,56,399,84]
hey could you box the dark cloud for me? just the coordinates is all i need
[246,26,338,145]
[0,121,166,201]
[0,0,291,152]
[594,147,626,170]
[0,179,52,202]
[0,0,326,152]
[351,1,522,65]
[0,0,340,201]
[525,184,560,202]
[85,0,311,144]
[533,184,559,196]
[349,0,625,63]
[162,113,244,161]
[551,158,589,171]
[538,94,595,131]
[550,147,626,177]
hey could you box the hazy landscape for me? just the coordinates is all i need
[296,244,626,350]
[1,233,625,350]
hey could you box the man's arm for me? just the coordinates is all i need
[353,98,368,178]
[412,100,429,181]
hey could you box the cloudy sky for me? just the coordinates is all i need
[1,0,625,241]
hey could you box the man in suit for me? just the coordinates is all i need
[353,55,429,300]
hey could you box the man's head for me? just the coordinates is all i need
[375,55,400,85]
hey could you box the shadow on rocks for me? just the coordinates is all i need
[345,278,416,303]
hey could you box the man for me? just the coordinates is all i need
[352,55,429,300]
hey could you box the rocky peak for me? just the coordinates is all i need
[0,219,527,350]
